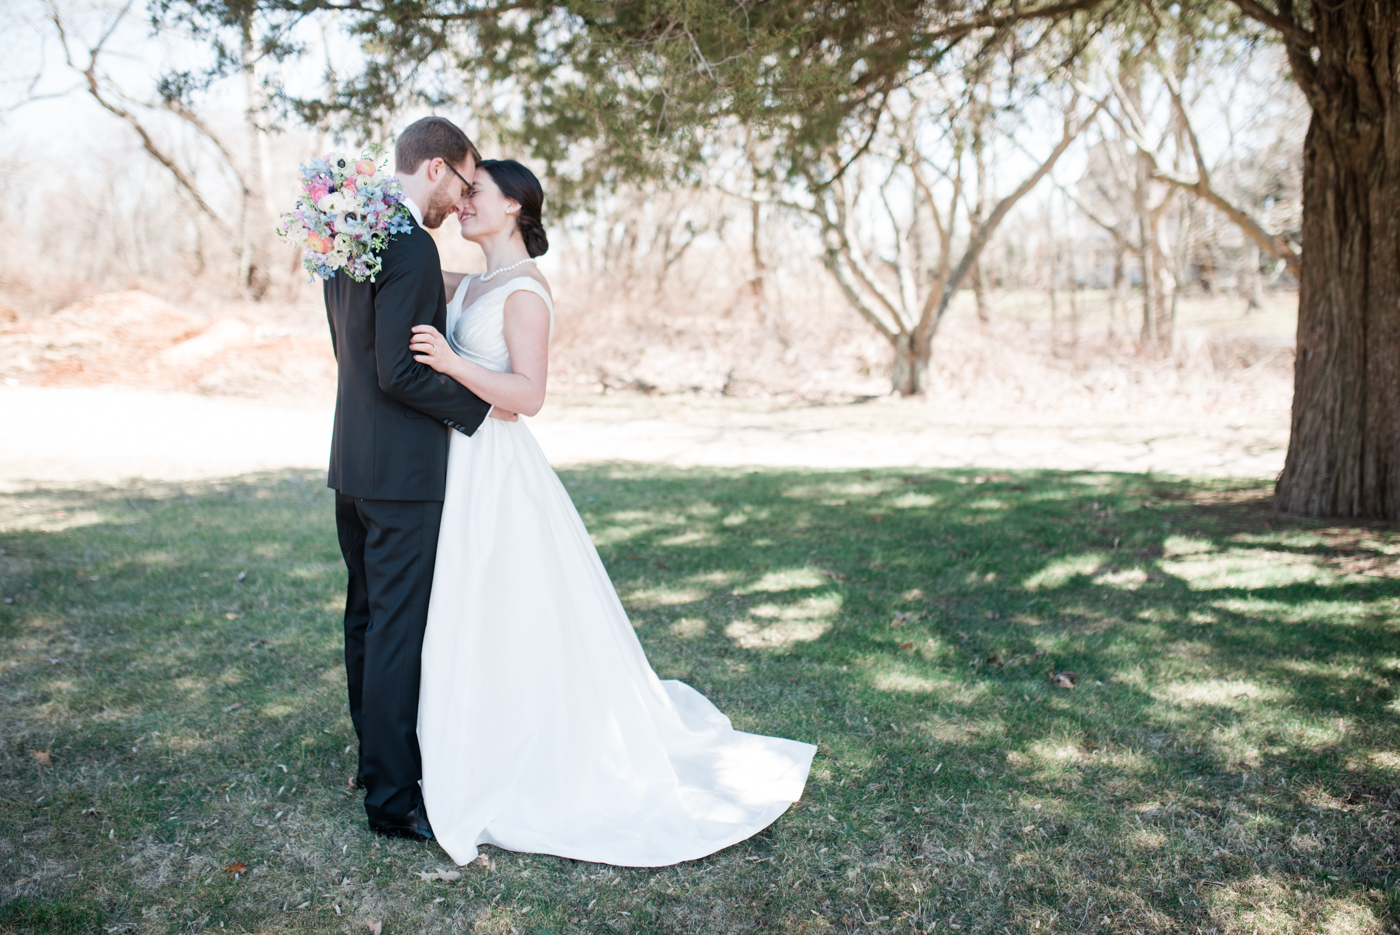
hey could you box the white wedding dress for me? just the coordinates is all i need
[417,275,815,867]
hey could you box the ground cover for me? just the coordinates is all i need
[0,466,1396,934]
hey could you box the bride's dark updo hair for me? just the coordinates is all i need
[478,159,548,257]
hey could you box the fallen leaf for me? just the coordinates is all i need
[821,569,847,581]
[898,641,915,651]
[417,870,462,883]
[236,571,246,583]
[31,750,51,766]
[366,923,382,935]
[956,631,970,643]
[471,855,492,870]
[225,613,240,620]
[1051,671,1078,690]
[986,650,1004,667]
[224,861,247,876]
[81,807,101,817]
[221,702,243,712]
[891,611,921,628]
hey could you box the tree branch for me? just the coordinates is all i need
[927,98,1102,333]
[1227,0,1316,49]
[1109,55,1302,276]
[273,0,532,24]
[1057,181,1128,248]
[48,0,233,234]
[924,0,1113,45]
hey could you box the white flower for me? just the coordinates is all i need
[317,191,358,215]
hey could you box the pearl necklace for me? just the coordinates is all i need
[479,257,535,282]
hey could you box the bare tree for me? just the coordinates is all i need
[1064,33,1303,345]
[770,64,1099,395]
[45,0,275,295]
[1101,53,1300,278]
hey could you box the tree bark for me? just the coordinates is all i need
[891,332,929,396]
[239,13,271,299]
[1110,246,1126,338]
[1243,240,1264,313]
[1274,1,1400,518]
[973,261,992,324]
[1134,150,1158,345]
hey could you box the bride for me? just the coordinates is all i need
[406,159,815,867]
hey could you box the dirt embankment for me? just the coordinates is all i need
[0,291,336,400]
[0,287,1296,424]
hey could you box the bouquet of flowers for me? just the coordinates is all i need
[278,147,413,282]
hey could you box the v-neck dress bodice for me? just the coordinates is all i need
[445,274,555,374]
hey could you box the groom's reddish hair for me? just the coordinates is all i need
[394,117,481,174]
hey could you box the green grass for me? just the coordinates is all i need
[0,466,1397,935]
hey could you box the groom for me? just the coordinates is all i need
[325,116,499,841]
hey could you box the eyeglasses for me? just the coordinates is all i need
[441,159,475,197]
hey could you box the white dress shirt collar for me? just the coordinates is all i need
[401,194,425,228]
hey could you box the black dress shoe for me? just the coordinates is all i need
[368,804,435,842]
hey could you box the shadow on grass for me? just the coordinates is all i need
[0,466,1397,934]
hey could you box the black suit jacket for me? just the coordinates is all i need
[325,217,491,501]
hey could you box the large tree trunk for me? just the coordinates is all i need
[1275,2,1400,518]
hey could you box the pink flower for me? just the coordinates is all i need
[309,233,333,253]
[356,159,376,176]
[341,176,358,194]
[307,180,332,203]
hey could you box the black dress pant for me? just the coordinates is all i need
[335,492,444,822]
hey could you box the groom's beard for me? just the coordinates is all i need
[420,177,460,230]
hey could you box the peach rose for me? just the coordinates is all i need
[309,233,334,254]
[356,159,376,176]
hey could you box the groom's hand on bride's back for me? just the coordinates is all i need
[489,408,519,422]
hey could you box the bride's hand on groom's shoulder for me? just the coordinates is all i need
[410,325,457,375]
